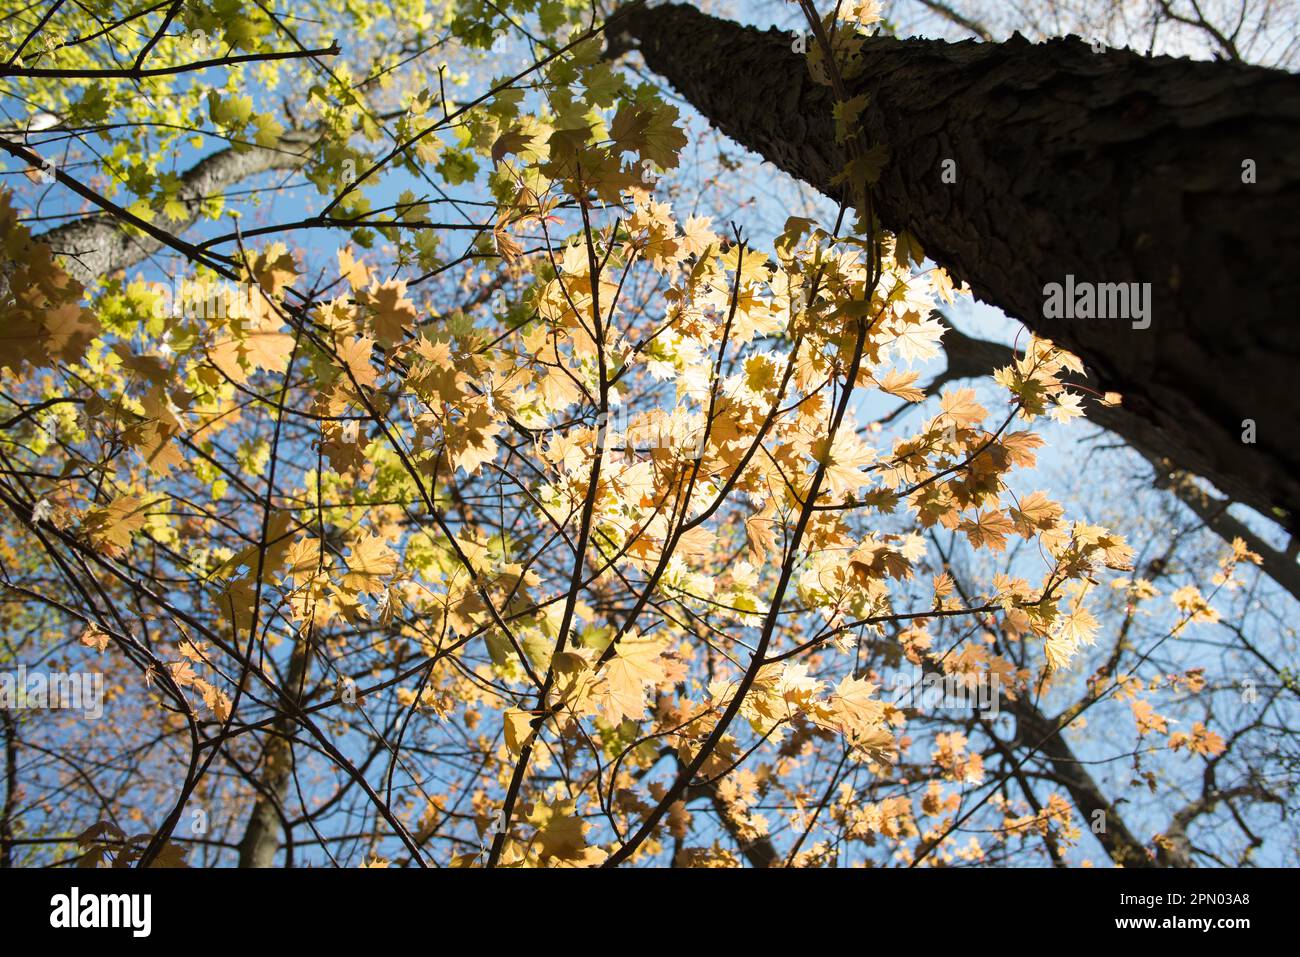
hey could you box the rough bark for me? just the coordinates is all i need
[611,2,1300,531]
[35,130,316,287]
[931,316,1300,601]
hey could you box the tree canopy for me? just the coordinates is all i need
[0,0,1295,869]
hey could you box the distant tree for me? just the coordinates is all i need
[0,0,1292,869]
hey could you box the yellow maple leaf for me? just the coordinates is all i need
[959,509,1013,552]
[1010,490,1063,538]
[337,247,371,290]
[80,624,110,652]
[336,335,378,389]
[940,388,988,428]
[1130,699,1168,736]
[243,243,298,296]
[360,279,418,343]
[83,495,147,554]
[284,537,327,586]
[827,675,886,742]
[503,709,534,755]
[876,368,926,402]
[525,799,605,865]
[597,633,668,723]
[342,532,398,593]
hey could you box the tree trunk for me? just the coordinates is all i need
[609,2,1300,531]
[236,638,310,867]
[1,710,16,868]
[933,317,1300,603]
[1007,698,1156,867]
[35,130,316,287]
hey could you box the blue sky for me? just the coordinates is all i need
[2,0,1296,866]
